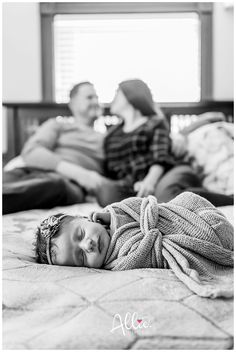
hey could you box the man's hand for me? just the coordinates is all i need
[56,160,105,192]
[134,180,156,197]
[79,171,105,192]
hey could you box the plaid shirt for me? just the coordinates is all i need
[104,116,176,185]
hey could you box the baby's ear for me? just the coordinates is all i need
[89,212,111,226]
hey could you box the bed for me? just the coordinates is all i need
[2,201,234,349]
[2,101,234,349]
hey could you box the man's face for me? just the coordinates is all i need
[69,84,100,123]
[110,89,128,117]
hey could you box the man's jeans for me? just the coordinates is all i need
[3,167,85,214]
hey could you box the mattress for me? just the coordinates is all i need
[2,201,234,350]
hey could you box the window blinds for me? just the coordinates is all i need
[53,13,200,103]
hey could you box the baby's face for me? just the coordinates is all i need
[51,217,110,268]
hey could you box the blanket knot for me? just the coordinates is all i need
[140,196,164,268]
[140,195,159,233]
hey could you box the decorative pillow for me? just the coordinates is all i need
[186,122,234,195]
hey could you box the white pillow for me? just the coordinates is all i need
[186,122,234,195]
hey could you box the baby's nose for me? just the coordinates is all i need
[82,238,95,253]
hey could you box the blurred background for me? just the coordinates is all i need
[2,2,234,158]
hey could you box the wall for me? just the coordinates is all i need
[213,2,234,100]
[2,3,42,153]
[2,2,233,103]
[1,3,234,153]
[2,2,42,102]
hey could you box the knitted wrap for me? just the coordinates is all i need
[103,192,234,298]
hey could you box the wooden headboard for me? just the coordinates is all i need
[2,101,234,163]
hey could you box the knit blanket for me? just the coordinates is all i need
[103,192,234,298]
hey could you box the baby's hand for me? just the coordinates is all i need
[89,211,111,227]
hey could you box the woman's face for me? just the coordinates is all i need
[51,218,110,268]
[110,89,129,116]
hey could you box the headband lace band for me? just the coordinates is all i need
[40,214,67,265]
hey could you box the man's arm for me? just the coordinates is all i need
[56,160,105,192]
[21,118,62,170]
[22,117,106,191]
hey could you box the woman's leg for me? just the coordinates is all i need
[94,178,135,207]
[155,165,234,206]
[186,188,233,207]
[155,165,202,203]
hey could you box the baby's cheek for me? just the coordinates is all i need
[86,254,103,269]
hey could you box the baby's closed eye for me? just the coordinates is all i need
[78,229,85,241]
[73,227,84,242]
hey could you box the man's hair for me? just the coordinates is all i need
[69,81,93,99]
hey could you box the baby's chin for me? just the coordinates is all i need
[96,230,110,268]
[87,254,105,269]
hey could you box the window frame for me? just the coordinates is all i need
[40,2,213,102]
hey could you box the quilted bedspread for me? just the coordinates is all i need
[2,201,234,350]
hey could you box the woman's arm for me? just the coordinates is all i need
[135,118,173,197]
[150,118,175,170]
[135,164,164,197]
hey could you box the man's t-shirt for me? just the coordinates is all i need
[21,116,105,174]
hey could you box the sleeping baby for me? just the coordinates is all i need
[34,192,234,299]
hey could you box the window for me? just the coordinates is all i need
[41,3,213,103]
[54,13,200,103]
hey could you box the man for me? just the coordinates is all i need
[3,82,106,214]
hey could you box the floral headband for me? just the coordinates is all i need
[40,214,67,265]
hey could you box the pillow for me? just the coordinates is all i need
[171,111,226,159]
[186,122,234,195]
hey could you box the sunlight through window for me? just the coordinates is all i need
[54,13,200,103]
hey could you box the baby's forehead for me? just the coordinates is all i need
[70,216,89,227]
[55,216,87,238]
[51,215,89,244]
[65,215,87,225]
[50,219,77,258]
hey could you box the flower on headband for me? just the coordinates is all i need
[40,215,61,240]
[34,213,67,265]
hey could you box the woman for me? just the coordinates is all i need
[96,79,232,207]
[100,79,175,201]
[93,79,191,206]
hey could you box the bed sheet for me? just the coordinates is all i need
[2,202,234,349]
